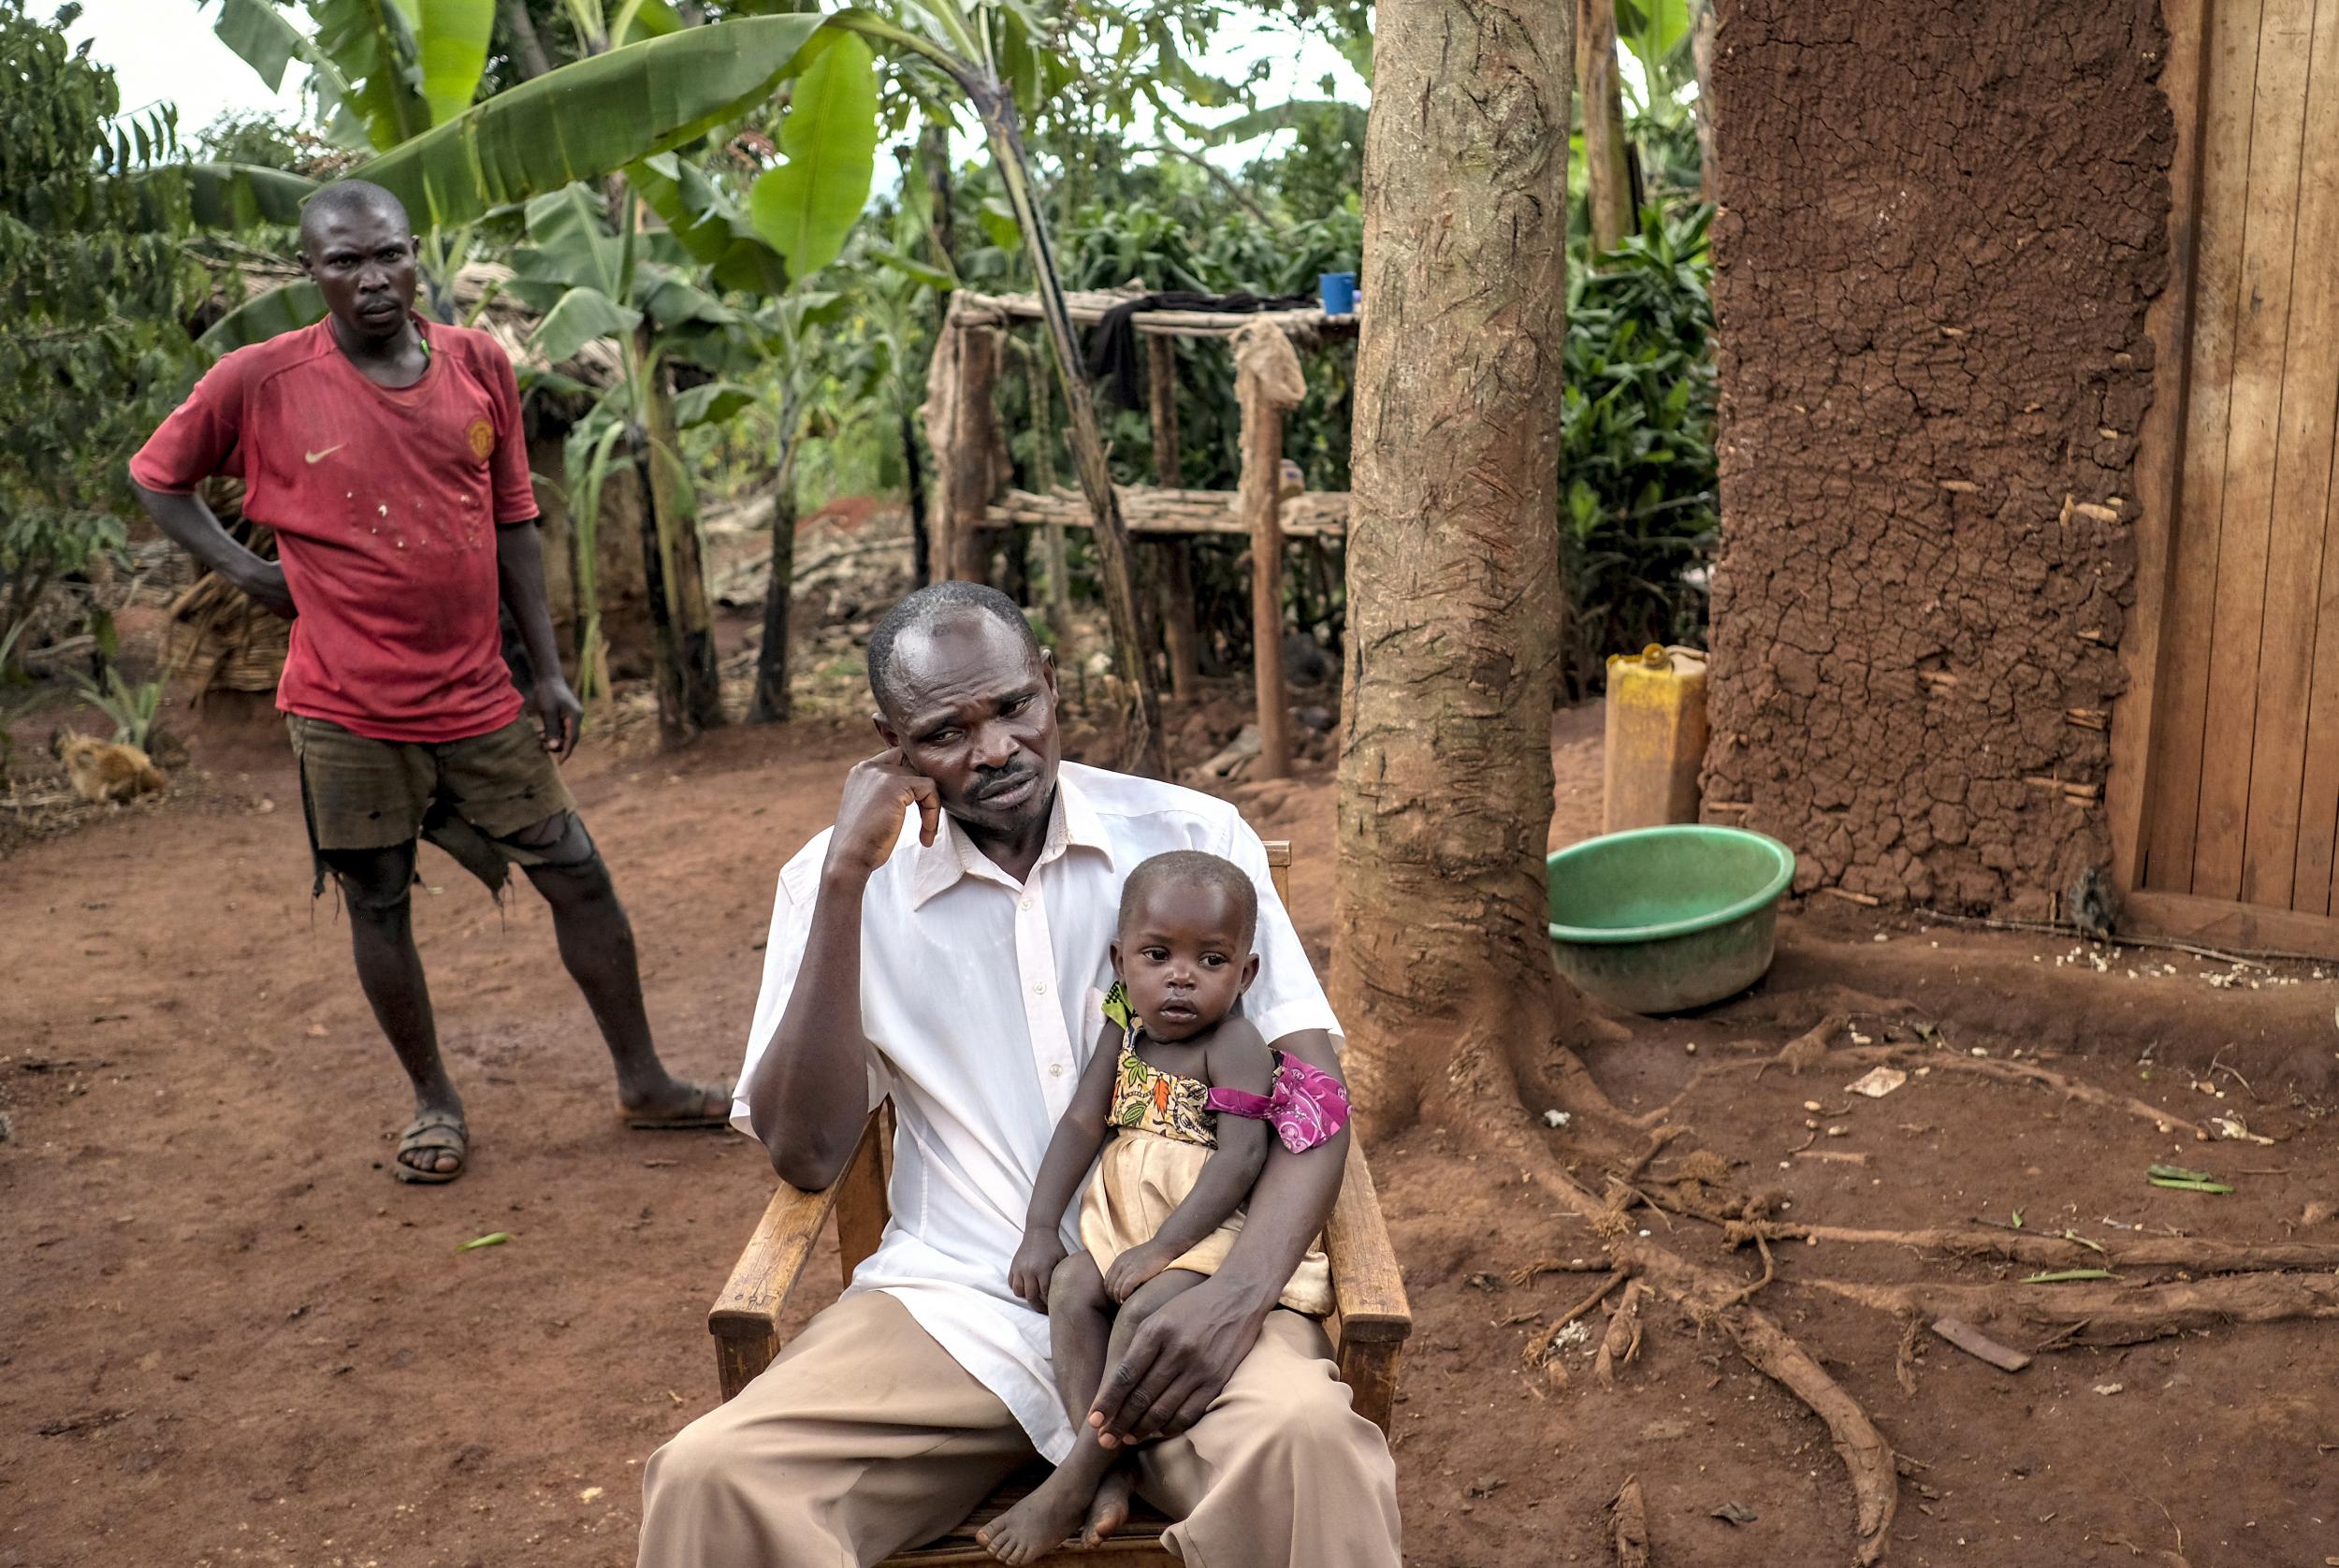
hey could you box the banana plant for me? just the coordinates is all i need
[504,179,763,730]
[202,0,831,350]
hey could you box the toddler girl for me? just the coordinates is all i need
[980,849,1349,1562]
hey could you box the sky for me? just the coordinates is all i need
[64,0,1366,165]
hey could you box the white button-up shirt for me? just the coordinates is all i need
[733,762,1341,1459]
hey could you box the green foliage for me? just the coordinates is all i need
[1560,204,1716,697]
[413,0,498,125]
[748,30,880,280]
[68,666,164,749]
[310,0,431,147]
[0,0,198,669]
[361,12,825,230]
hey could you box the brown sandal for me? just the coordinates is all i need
[393,1108,468,1183]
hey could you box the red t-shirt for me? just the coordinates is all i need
[131,318,538,743]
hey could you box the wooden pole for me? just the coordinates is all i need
[1030,347,1073,646]
[1237,354,1291,781]
[944,316,1002,584]
[1149,336,1203,702]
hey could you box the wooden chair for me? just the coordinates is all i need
[708,841,1412,1565]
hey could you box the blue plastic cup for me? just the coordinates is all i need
[1318,271,1358,316]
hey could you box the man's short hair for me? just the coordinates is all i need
[866,581,1042,716]
[299,180,411,253]
[1117,849,1259,947]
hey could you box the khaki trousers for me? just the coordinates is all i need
[637,1291,1402,1568]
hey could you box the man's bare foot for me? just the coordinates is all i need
[1082,1470,1133,1547]
[620,1074,733,1129]
[976,1466,1094,1565]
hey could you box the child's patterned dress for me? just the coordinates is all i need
[1074,987,1346,1314]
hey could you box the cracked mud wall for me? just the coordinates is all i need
[1701,0,2175,915]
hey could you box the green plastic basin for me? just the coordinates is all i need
[1546,826,1797,1015]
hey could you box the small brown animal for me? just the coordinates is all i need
[52,731,166,805]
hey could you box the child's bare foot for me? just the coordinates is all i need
[1082,1469,1133,1546]
[977,1467,1093,1565]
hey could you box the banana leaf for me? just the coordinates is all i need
[213,0,370,146]
[674,381,757,428]
[748,29,879,281]
[358,13,829,233]
[631,152,791,297]
[182,163,320,228]
[414,0,496,125]
[531,285,643,365]
[312,0,431,149]
[199,281,329,356]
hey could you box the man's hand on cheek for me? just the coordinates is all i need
[1087,1273,1267,1448]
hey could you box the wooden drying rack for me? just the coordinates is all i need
[925,285,1357,780]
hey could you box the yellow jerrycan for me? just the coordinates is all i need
[1603,645,1709,835]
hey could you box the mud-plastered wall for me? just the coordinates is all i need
[1701,0,2174,915]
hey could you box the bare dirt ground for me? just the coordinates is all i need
[7,694,2339,1568]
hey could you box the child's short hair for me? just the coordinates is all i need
[1116,849,1259,947]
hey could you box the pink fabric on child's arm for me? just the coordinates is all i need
[1204,1054,1351,1153]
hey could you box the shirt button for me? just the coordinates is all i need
[1049,1064,1066,1078]
[1033,982,1048,995]
[1020,898,1033,910]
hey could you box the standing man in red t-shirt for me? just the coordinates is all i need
[131,180,730,1183]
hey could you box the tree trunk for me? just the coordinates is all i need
[1332,0,1574,1138]
[496,0,555,79]
[922,120,957,274]
[902,408,931,588]
[1692,1,1719,203]
[749,419,803,724]
[632,328,723,741]
[1577,0,1634,254]
[976,90,1166,777]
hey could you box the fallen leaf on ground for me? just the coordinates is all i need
[2092,1382,2124,1396]
[1710,1502,1758,1526]
[2022,1269,2115,1285]
[1844,1066,1907,1098]
[457,1232,512,1252]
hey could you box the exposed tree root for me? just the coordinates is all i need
[1893,1316,1922,1397]
[1724,1221,2339,1275]
[1610,1474,1651,1568]
[1619,1238,1897,1565]
[1526,1270,1629,1369]
[1445,1029,1896,1561]
[1801,1270,2339,1345]
[1658,1035,2206,1140]
[1595,1280,1651,1385]
[1720,1232,1777,1311]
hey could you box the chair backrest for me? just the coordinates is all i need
[1263,839,1291,907]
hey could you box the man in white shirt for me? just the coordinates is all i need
[636,584,1400,1566]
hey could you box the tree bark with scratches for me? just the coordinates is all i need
[1333,0,1577,1140]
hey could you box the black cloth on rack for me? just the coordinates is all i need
[1082,290,1316,409]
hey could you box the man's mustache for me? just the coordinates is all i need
[975,766,1035,800]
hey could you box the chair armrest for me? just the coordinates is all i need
[1322,1136,1410,1432]
[709,1110,884,1401]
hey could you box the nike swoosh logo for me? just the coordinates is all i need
[305,444,344,464]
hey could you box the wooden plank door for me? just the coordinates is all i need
[2141,0,2339,930]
